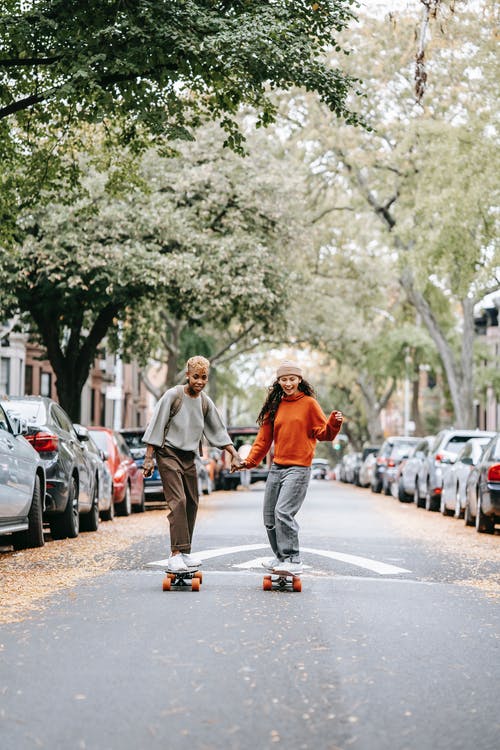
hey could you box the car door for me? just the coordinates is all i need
[0,404,34,517]
[52,404,91,509]
[115,433,142,501]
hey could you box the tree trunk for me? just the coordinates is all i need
[400,268,474,427]
[411,360,425,436]
[357,373,395,443]
[30,304,119,423]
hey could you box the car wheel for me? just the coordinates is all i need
[464,498,475,527]
[475,493,494,534]
[414,482,422,507]
[50,476,79,539]
[117,483,132,516]
[100,490,114,522]
[133,487,145,513]
[371,479,382,494]
[383,480,391,496]
[13,475,45,550]
[80,483,99,532]
[398,480,410,503]
[440,492,454,517]
[425,481,439,512]
[454,487,463,519]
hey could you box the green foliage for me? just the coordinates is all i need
[0,1,362,136]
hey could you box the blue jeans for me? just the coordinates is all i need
[263,463,311,562]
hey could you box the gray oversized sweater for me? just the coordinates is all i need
[143,387,232,452]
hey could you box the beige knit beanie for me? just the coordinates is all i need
[276,360,303,379]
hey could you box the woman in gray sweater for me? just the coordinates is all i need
[142,356,241,573]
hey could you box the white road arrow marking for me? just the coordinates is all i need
[301,547,410,575]
[147,544,410,575]
[147,544,268,569]
[232,557,312,570]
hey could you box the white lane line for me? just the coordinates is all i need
[301,547,410,575]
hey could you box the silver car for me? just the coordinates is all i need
[440,436,494,518]
[0,402,46,550]
[415,429,496,511]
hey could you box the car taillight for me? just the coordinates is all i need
[114,466,126,482]
[387,458,396,467]
[435,454,443,463]
[487,464,500,482]
[25,432,59,453]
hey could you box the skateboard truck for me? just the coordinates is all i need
[263,573,301,592]
[162,569,203,592]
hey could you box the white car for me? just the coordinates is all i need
[0,402,46,550]
[440,437,493,518]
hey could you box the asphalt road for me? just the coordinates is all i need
[1,479,499,750]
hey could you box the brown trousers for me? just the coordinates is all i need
[155,445,199,553]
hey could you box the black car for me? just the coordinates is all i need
[2,396,96,539]
[216,426,271,490]
[464,432,500,533]
[371,436,420,494]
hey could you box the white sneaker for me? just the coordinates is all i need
[167,554,188,573]
[262,557,283,571]
[182,553,202,569]
[274,559,303,575]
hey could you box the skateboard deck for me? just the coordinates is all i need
[162,567,203,592]
[263,571,302,592]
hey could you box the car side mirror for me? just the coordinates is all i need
[73,424,89,441]
[12,417,28,436]
[100,450,109,461]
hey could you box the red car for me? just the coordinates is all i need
[88,427,144,515]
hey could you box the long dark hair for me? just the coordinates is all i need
[257,379,316,426]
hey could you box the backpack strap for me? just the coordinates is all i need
[162,385,184,447]
[199,390,210,456]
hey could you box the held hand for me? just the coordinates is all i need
[142,457,155,478]
[333,410,343,424]
[230,455,244,474]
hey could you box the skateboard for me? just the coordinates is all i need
[263,571,302,592]
[162,567,203,592]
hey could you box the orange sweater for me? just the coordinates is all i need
[245,392,343,469]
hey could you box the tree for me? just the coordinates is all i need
[0,123,307,420]
[291,1,499,428]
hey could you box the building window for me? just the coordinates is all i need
[40,372,51,397]
[0,357,10,395]
[25,365,33,395]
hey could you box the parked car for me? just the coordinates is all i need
[196,454,212,494]
[74,425,114,521]
[0,402,46,550]
[119,427,164,503]
[464,432,500,533]
[393,436,435,503]
[440,436,494,518]
[88,427,144,514]
[354,446,379,486]
[371,437,419,495]
[2,396,96,539]
[358,449,379,488]
[216,426,271,490]
[415,429,496,511]
[311,458,329,480]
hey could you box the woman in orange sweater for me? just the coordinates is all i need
[239,360,343,575]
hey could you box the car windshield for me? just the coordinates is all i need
[89,430,109,452]
[490,436,500,461]
[3,400,47,425]
[445,436,479,454]
[122,432,145,450]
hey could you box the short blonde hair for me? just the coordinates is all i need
[186,355,210,372]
